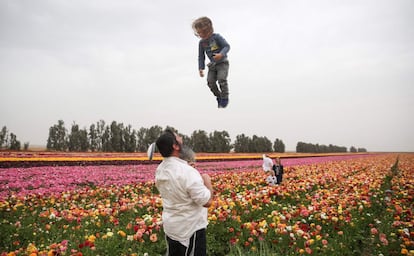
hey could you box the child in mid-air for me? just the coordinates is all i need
[192,16,230,108]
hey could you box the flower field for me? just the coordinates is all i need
[0,153,413,255]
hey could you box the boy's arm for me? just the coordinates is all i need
[215,34,230,57]
[198,42,206,71]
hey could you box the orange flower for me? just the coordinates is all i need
[117,230,126,237]
[150,233,158,242]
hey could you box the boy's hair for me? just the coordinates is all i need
[192,16,214,37]
[156,129,177,157]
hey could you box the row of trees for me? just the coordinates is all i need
[46,120,286,153]
[1,121,368,153]
[0,126,27,150]
[296,141,367,153]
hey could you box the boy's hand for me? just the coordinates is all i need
[199,70,204,77]
[213,53,222,61]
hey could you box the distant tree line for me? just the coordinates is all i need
[0,126,29,150]
[296,141,367,153]
[349,146,367,153]
[1,121,368,153]
[46,120,287,153]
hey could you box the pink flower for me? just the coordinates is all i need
[134,230,144,240]
[300,209,309,217]
[379,233,388,246]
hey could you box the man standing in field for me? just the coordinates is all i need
[262,154,275,176]
[155,129,214,256]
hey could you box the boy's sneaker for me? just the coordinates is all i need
[216,97,222,108]
[220,98,229,108]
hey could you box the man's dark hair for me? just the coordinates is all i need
[156,129,177,157]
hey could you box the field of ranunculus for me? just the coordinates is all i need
[0,153,413,255]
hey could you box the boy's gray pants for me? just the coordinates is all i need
[207,61,229,99]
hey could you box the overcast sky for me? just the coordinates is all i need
[1,0,413,152]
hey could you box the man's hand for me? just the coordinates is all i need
[201,174,214,207]
[199,70,204,77]
[201,174,212,190]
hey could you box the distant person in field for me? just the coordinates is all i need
[155,129,214,256]
[273,157,284,185]
[266,172,278,186]
[192,16,230,108]
[262,154,275,176]
[262,154,277,186]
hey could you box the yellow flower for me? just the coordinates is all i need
[209,214,217,221]
[338,205,343,214]
[26,243,38,254]
[88,234,96,242]
[307,239,315,245]
[259,219,267,227]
